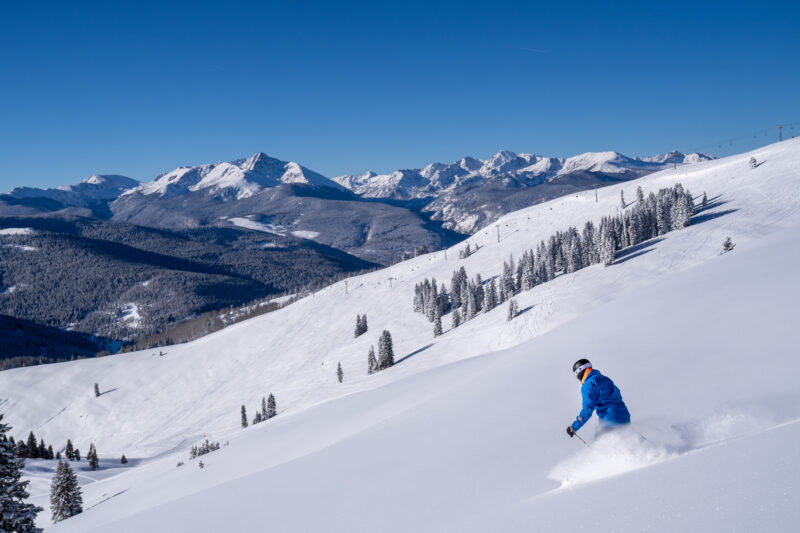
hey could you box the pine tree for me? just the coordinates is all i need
[87,443,99,471]
[620,190,626,209]
[266,394,277,419]
[367,345,377,375]
[49,460,82,524]
[702,192,708,208]
[26,432,36,458]
[451,309,461,329]
[261,396,267,420]
[241,405,248,428]
[507,299,519,321]
[483,277,496,312]
[361,314,368,334]
[433,311,442,337]
[378,330,395,370]
[636,186,644,204]
[120,455,128,464]
[74,449,80,461]
[65,440,74,461]
[354,315,362,338]
[0,414,43,532]
[94,383,100,397]
[47,445,54,460]
[721,237,735,254]
[337,362,344,383]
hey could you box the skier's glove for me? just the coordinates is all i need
[566,426,575,438]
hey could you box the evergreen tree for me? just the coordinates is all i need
[26,432,37,458]
[378,330,395,370]
[721,237,735,254]
[87,443,99,471]
[50,460,82,524]
[620,190,626,209]
[636,186,644,204]
[120,455,128,464]
[337,362,344,383]
[267,394,277,419]
[367,345,377,375]
[47,445,54,460]
[466,284,477,320]
[0,414,43,532]
[261,396,267,420]
[702,192,708,208]
[94,383,100,397]
[241,405,248,428]
[483,277,496,312]
[74,449,80,461]
[361,314,368,334]
[451,309,461,329]
[354,315,363,338]
[433,311,442,337]
[507,299,519,321]
[55,452,61,460]
[473,274,484,312]
[37,440,46,460]
[600,233,615,267]
[65,440,74,461]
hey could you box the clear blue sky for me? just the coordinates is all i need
[1,1,798,189]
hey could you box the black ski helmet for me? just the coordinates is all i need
[573,358,592,381]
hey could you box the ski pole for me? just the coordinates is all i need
[574,433,590,447]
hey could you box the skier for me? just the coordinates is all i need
[566,359,630,439]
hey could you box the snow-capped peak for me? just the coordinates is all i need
[122,153,345,200]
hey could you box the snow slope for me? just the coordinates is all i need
[1,139,798,531]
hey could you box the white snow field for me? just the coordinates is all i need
[2,139,800,531]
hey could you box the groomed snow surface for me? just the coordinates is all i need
[2,140,800,531]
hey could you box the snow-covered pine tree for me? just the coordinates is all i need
[87,444,99,471]
[94,383,100,397]
[636,186,644,204]
[267,394,277,419]
[702,192,708,208]
[49,460,82,524]
[620,189,626,209]
[451,309,461,329]
[337,362,343,383]
[74,449,80,461]
[0,414,43,532]
[483,277,496,312]
[473,274,484,312]
[367,345,377,375]
[47,445,54,460]
[433,310,442,337]
[600,233,615,267]
[507,299,519,321]
[354,315,363,338]
[241,405,248,428]
[749,156,757,168]
[253,412,263,425]
[261,396,267,420]
[361,314,368,334]
[378,330,395,370]
[65,439,74,461]
[466,283,477,320]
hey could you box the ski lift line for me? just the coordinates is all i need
[685,121,799,154]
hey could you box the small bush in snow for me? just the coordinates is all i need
[721,237,735,254]
[749,157,757,168]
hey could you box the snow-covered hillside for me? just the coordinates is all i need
[2,139,799,531]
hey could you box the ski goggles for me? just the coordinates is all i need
[574,362,592,376]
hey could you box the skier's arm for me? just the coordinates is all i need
[571,384,596,431]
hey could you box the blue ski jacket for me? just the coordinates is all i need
[571,369,630,431]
